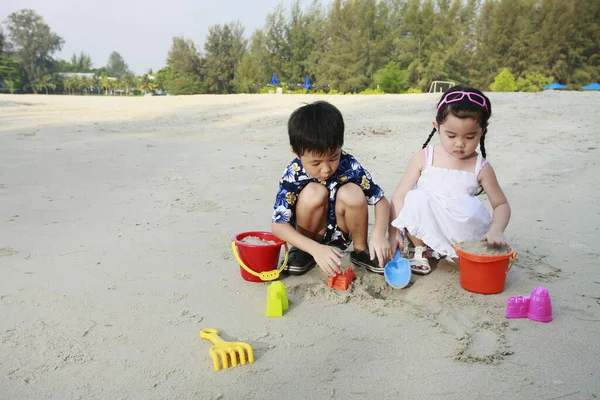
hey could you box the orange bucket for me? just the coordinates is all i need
[454,244,516,294]
[231,231,288,282]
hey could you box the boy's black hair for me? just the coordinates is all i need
[422,85,492,158]
[288,100,344,156]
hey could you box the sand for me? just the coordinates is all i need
[456,240,511,256]
[239,236,276,245]
[1,92,599,399]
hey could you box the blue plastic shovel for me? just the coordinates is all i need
[384,249,411,289]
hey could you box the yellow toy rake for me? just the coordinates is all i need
[199,328,254,371]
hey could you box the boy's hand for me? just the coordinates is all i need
[482,229,507,246]
[369,232,392,268]
[312,244,343,277]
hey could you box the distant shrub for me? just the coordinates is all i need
[516,71,553,92]
[166,75,204,95]
[407,87,423,94]
[490,68,517,92]
[373,62,408,93]
[359,88,385,95]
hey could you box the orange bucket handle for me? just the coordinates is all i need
[507,252,517,273]
[231,241,289,281]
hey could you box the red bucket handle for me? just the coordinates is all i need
[231,241,289,281]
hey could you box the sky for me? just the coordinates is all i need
[1,0,317,75]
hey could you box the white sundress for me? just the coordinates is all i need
[392,145,492,258]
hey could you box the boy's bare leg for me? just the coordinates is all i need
[335,183,368,252]
[295,182,328,241]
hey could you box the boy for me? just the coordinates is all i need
[271,101,391,276]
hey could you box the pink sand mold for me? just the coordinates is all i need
[506,295,530,318]
[505,286,552,323]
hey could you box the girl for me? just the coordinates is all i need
[389,86,511,275]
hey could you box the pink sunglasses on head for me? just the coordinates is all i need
[436,91,489,113]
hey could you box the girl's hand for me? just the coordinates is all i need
[369,232,392,268]
[482,229,508,246]
[312,244,343,277]
[388,227,404,254]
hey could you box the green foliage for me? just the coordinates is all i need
[490,68,517,92]
[359,88,385,95]
[139,69,157,93]
[154,67,173,90]
[4,9,64,92]
[572,69,593,85]
[3,1,600,95]
[204,22,246,94]
[407,87,423,94]
[166,75,204,95]
[516,71,554,92]
[374,62,408,94]
[0,56,21,93]
[106,51,129,78]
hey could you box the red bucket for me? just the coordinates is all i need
[231,231,288,282]
[455,244,516,294]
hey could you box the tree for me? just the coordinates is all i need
[204,22,246,94]
[71,51,93,72]
[4,9,64,92]
[490,68,517,92]
[374,62,408,93]
[516,71,553,92]
[263,4,290,82]
[165,36,204,94]
[154,66,173,90]
[122,72,138,94]
[0,56,21,93]
[32,73,56,94]
[139,69,157,93]
[0,26,6,54]
[233,53,260,93]
[106,51,129,78]
[100,72,110,95]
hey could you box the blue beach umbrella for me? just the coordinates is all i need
[543,82,566,90]
[582,83,600,91]
[271,73,279,86]
[304,75,311,92]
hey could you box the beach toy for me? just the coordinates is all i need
[454,243,516,294]
[328,267,356,291]
[232,231,289,282]
[384,249,411,289]
[505,286,552,323]
[527,286,553,322]
[506,295,530,319]
[266,281,289,317]
[199,328,255,371]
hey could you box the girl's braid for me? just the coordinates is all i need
[479,129,487,159]
[422,127,436,149]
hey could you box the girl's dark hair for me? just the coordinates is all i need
[288,100,344,156]
[422,85,492,159]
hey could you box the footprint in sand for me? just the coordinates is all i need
[515,250,561,282]
[434,305,512,364]
[287,267,512,364]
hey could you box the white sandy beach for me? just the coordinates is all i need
[1,92,599,399]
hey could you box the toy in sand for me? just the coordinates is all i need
[239,236,276,245]
[455,240,511,256]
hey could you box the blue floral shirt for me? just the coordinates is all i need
[272,150,385,228]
